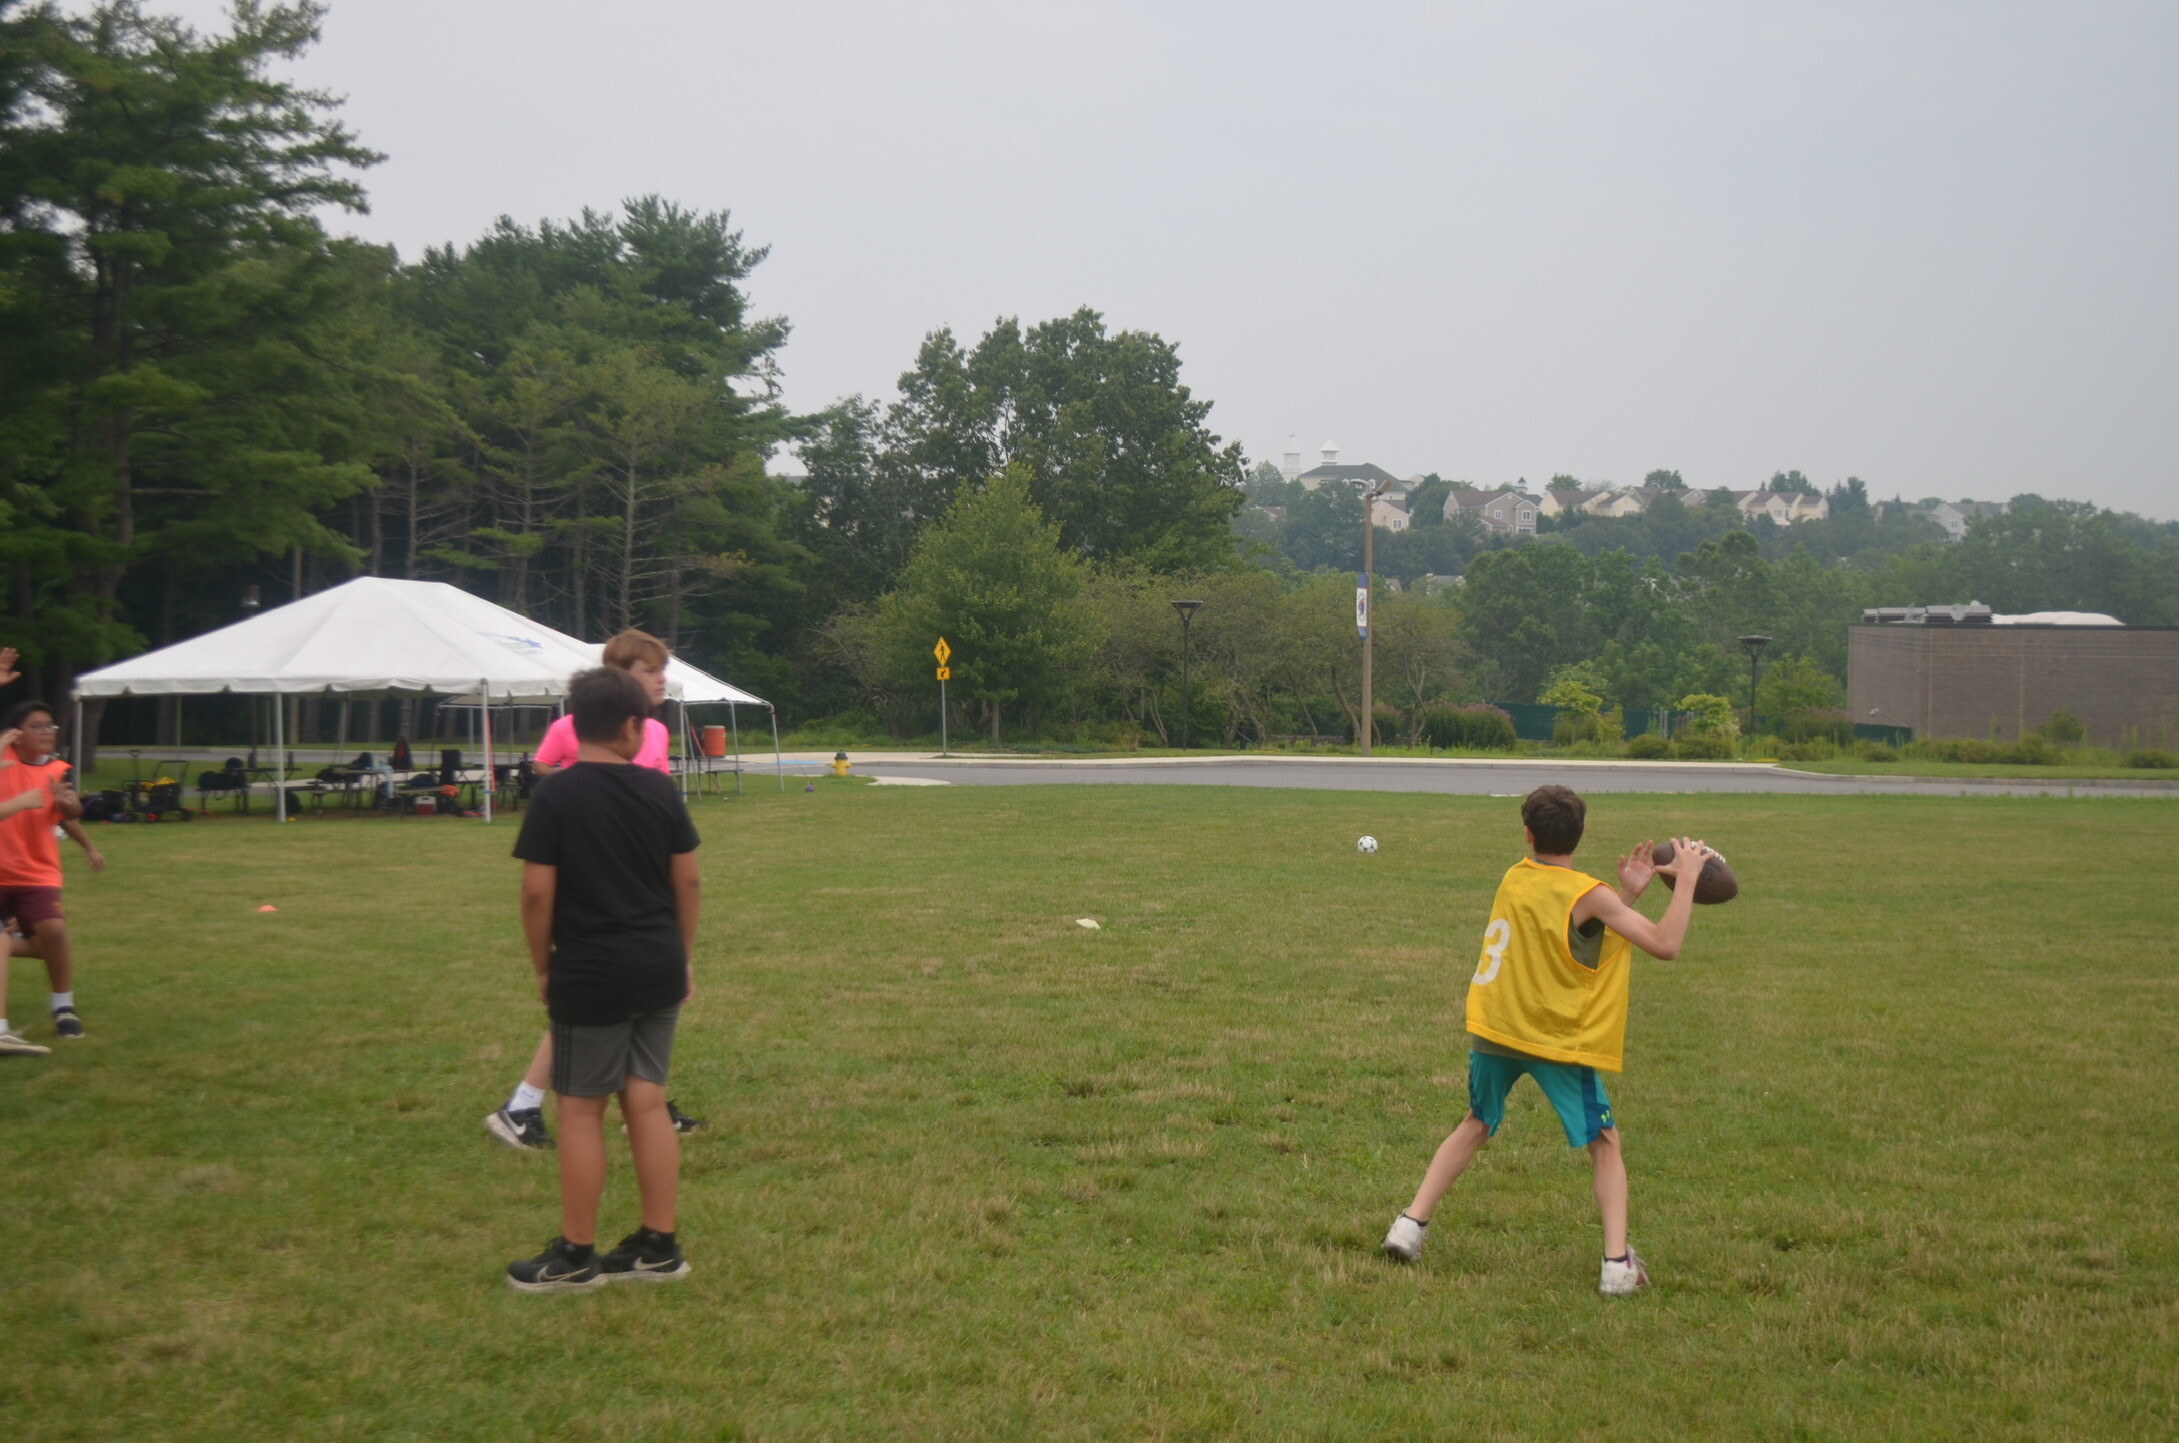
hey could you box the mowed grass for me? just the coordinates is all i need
[2,784,2175,1440]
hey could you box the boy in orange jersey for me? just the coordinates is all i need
[1381,784,1715,1295]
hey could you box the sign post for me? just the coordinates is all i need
[933,637,952,755]
[1359,479,1390,755]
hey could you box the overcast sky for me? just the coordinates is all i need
[164,1,2179,516]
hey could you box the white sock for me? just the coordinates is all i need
[50,991,73,1012]
[510,1081,547,1113]
[0,1018,9,1035]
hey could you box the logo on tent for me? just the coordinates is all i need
[483,633,547,655]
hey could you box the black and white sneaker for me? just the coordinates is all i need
[0,1029,51,1058]
[506,1237,605,1293]
[598,1227,690,1283]
[485,1106,554,1151]
[667,1100,705,1134]
[51,1006,84,1039]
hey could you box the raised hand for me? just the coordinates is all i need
[0,646,18,687]
[1616,839,1658,898]
[1663,837,1716,882]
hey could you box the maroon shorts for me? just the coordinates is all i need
[0,887,64,931]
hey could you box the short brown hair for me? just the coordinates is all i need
[568,666,652,743]
[1522,784,1586,855]
[602,628,670,671]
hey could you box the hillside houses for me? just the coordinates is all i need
[1447,489,1538,536]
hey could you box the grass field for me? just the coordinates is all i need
[1777,758,2178,783]
[2,783,2174,1439]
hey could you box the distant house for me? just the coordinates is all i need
[1294,441,1407,496]
[1370,493,1410,532]
[1734,490,1830,525]
[1920,499,2008,543]
[1447,489,1538,536]
[1585,490,1649,519]
[1537,487,1604,518]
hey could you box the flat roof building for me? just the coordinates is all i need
[1848,605,2179,746]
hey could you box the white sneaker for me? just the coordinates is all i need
[1599,1246,1650,1295]
[1382,1214,1428,1261]
[0,1029,52,1058]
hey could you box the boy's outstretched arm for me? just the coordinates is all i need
[671,851,700,1002]
[1575,837,1716,960]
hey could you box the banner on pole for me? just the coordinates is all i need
[1355,572,1370,640]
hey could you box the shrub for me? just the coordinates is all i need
[1779,708,1855,745]
[1553,706,1624,748]
[1418,702,1516,751]
[2035,709,2087,746]
[1371,703,1402,747]
[1853,739,1899,763]
[1777,739,1839,761]
[1626,733,1670,760]
[1418,703,1461,752]
[2008,734,2062,766]
[1671,732,1736,761]
[1455,704,1518,751]
[2124,749,2176,769]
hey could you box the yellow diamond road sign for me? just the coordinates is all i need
[933,637,952,665]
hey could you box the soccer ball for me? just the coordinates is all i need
[1357,835,1378,854]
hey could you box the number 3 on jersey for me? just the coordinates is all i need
[1474,917,1510,985]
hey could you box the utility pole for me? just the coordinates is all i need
[1359,480,1390,755]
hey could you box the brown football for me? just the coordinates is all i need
[1652,840,1739,905]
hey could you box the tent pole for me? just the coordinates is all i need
[71,697,83,775]
[770,705,784,792]
[728,703,742,794]
[274,694,287,823]
[480,682,493,825]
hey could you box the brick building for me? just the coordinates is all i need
[1848,607,2179,746]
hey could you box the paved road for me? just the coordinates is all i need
[855,755,2179,799]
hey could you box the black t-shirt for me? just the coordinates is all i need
[511,763,700,1025]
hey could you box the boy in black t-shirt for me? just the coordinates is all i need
[505,667,701,1292]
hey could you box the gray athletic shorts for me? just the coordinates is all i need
[550,1007,679,1097]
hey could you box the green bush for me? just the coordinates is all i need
[1853,739,1899,763]
[1671,732,1736,761]
[2124,748,2177,769]
[2035,709,2087,746]
[1777,739,1840,761]
[1418,703,1516,752]
[1553,706,1624,748]
[1626,733,1670,760]
[2009,734,2062,766]
[1779,708,1855,745]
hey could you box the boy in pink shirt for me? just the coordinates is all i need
[487,630,705,1149]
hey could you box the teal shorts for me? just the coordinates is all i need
[1467,1049,1615,1147]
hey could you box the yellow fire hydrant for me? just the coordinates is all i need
[830,751,852,778]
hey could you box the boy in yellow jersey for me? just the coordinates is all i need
[1381,784,1716,1295]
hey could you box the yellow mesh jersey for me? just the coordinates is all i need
[1465,858,1634,1072]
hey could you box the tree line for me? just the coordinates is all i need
[4,2,2175,751]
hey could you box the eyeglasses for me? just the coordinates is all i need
[18,722,58,733]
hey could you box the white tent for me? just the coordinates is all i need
[72,576,780,817]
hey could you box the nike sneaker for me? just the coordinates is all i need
[485,1106,553,1151]
[1599,1246,1651,1296]
[667,1100,705,1134]
[599,1227,690,1283]
[506,1237,605,1293]
[1382,1214,1428,1262]
[0,1029,52,1058]
[51,1006,84,1039]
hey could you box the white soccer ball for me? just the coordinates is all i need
[1357,835,1379,854]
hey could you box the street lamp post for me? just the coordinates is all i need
[1738,634,1771,740]
[1170,599,1204,750]
[1359,481,1391,755]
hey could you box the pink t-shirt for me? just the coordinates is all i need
[534,715,671,774]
